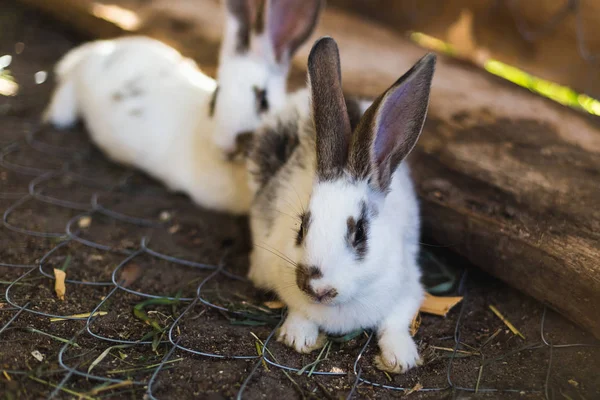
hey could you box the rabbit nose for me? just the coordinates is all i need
[312,287,338,303]
[296,264,338,303]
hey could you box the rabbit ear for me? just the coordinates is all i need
[348,53,436,192]
[265,0,323,64]
[223,0,264,55]
[308,37,352,181]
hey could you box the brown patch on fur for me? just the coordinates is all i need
[250,118,300,189]
[227,131,254,161]
[295,263,322,297]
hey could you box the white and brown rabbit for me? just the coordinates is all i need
[43,0,323,214]
[247,37,435,373]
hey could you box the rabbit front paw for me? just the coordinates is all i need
[277,313,326,353]
[375,332,422,374]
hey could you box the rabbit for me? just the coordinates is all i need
[247,37,436,373]
[43,0,323,215]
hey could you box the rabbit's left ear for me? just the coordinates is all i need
[348,53,436,192]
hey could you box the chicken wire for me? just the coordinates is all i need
[1,0,600,397]
[0,120,598,400]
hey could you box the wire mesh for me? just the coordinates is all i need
[1,117,599,400]
[1,1,600,398]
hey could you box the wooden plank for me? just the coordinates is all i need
[17,0,600,338]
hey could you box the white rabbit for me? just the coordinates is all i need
[247,37,436,373]
[43,0,323,215]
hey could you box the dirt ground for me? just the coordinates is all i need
[1,2,599,399]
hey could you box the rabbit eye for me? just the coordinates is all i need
[347,210,369,260]
[296,222,305,245]
[353,219,366,246]
[296,212,310,246]
[253,86,269,114]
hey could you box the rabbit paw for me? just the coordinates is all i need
[277,314,326,354]
[375,333,422,374]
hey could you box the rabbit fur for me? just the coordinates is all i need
[247,37,436,373]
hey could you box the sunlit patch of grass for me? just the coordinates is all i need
[410,32,457,57]
[409,31,600,116]
[484,60,600,116]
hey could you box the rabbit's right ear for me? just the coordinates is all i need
[308,37,352,181]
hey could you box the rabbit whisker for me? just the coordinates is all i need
[287,183,307,216]
[278,195,303,218]
[254,243,297,269]
[255,206,300,222]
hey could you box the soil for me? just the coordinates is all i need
[0,1,599,399]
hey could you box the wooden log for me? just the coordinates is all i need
[16,0,125,38]
[327,0,600,99]
[17,0,600,338]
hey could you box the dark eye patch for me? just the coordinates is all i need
[208,85,219,117]
[346,201,370,261]
[296,211,311,246]
[253,86,269,114]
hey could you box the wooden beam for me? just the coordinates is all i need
[17,0,600,338]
